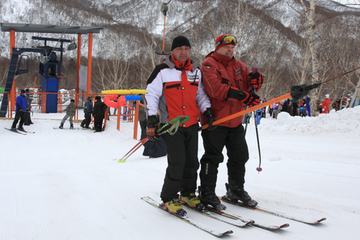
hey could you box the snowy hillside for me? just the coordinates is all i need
[0,0,358,59]
[1,106,360,239]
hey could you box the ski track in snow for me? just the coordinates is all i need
[1,107,360,240]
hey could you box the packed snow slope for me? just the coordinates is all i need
[1,106,360,240]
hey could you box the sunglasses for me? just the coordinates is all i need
[215,35,237,48]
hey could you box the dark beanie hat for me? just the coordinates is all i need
[171,36,191,50]
[21,89,26,94]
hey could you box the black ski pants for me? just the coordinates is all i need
[160,124,199,203]
[81,113,91,127]
[23,111,32,125]
[200,124,249,192]
[11,110,25,129]
[94,114,104,132]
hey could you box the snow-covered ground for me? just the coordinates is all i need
[1,106,360,240]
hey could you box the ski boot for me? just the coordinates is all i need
[223,183,258,208]
[180,193,205,212]
[198,186,226,211]
[70,123,74,129]
[17,127,25,132]
[59,123,64,129]
[162,198,187,216]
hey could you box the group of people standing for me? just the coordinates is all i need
[60,95,107,132]
[331,96,351,111]
[144,35,263,214]
[78,95,107,132]
[265,92,340,120]
[11,92,107,133]
[320,95,351,113]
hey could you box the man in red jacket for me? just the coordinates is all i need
[145,36,215,215]
[199,34,263,210]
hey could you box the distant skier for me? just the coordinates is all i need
[24,88,33,125]
[93,96,107,132]
[322,94,330,114]
[81,95,93,129]
[59,99,85,129]
[11,90,28,131]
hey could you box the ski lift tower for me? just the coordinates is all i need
[0,23,103,116]
[35,36,71,113]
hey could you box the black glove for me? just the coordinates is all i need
[242,91,261,107]
[203,108,217,130]
[249,72,264,90]
[146,115,158,141]
[227,87,260,107]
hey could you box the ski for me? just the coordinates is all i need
[206,205,289,231]
[53,127,81,130]
[182,204,252,228]
[221,195,326,225]
[4,127,26,135]
[141,196,233,237]
[19,129,35,134]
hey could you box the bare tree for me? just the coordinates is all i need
[196,0,281,98]
[341,0,360,6]
[314,7,360,109]
[300,0,320,115]
[333,2,360,107]
[93,56,130,91]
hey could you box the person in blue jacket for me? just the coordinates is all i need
[11,90,28,131]
[80,95,93,129]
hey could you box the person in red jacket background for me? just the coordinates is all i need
[322,94,331,114]
[198,34,262,210]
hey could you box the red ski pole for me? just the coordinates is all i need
[201,93,292,130]
[118,138,148,162]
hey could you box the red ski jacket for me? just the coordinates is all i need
[322,98,330,114]
[200,51,251,128]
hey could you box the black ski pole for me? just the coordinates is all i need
[253,110,262,172]
[251,67,262,172]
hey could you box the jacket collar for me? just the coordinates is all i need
[163,54,199,72]
[171,54,193,72]
[206,51,234,66]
